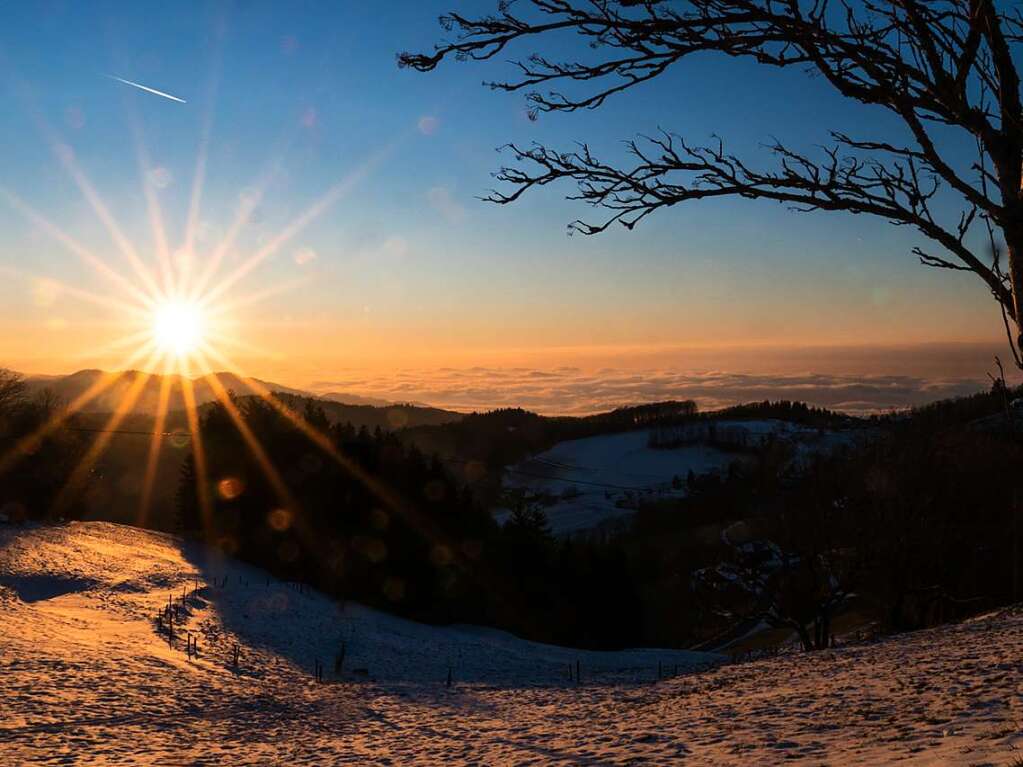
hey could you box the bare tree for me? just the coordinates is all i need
[400,0,1023,367]
[0,368,26,414]
[692,539,851,652]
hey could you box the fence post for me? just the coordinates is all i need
[335,641,346,676]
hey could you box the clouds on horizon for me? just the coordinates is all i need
[308,367,989,416]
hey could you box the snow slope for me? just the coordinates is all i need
[499,429,735,534]
[500,422,858,535]
[3,521,1022,765]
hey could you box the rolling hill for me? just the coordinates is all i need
[22,369,312,416]
[2,519,1020,765]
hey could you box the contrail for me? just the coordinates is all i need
[108,75,186,104]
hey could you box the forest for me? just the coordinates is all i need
[169,380,1023,650]
[3,363,1022,651]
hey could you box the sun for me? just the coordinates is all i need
[151,299,206,357]
[0,87,371,530]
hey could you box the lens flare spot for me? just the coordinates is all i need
[268,508,293,531]
[169,428,190,449]
[217,476,244,500]
[217,536,239,555]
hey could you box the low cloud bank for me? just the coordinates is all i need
[310,368,989,416]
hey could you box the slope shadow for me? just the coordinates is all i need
[0,574,97,602]
[177,537,719,695]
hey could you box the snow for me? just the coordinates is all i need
[499,421,851,535]
[4,520,1022,765]
[498,429,735,534]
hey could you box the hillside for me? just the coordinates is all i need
[11,375,462,531]
[20,369,411,417]
[500,430,735,534]
[498,418,857,534]
[268,392,462,430]
[22,369,309,416]
[3,521,1023,765]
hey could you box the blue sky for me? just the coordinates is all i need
[0,1,1010,404]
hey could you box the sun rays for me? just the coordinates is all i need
[0,76,400,535]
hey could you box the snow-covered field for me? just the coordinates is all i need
[3,521,1023,765]
[498,430,734,534]
[500,421,848,534]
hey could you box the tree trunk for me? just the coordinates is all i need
[795,624,814,653]
[1006,239,1023,365]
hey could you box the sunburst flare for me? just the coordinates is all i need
[0,63,414,536]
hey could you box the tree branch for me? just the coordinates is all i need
[402,0,1023,359]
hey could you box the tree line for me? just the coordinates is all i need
[6,362,1021,652]
[175,382,1023,651]
[0,369,88,522]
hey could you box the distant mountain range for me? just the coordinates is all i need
[22,369,306,416]
[21,369,455,427]
[315,391,394,408]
